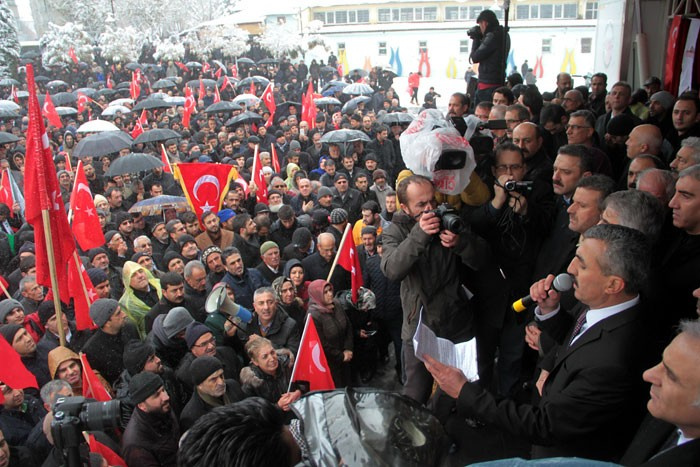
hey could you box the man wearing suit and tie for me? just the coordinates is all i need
[424,224,653,462]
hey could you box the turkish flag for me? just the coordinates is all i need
[213,85,221,104]
[261,83,276,114]
[80,353,111,401]
[160,144,173,173]
[42,92,62,128]
[25,64,77,303]
[0,169,15,217]
[0,334,39,393]
[106,74,114,90]
[230,64,238,78]
[290,316,335,391]
[76,92,89,114]
[215,67,222,80]
[199,79,205,101]
[130,120,144,139]
[270,143,281,174]
[336,225,363,303]
[68,252,98,331]
[68,47,79,64]
[175,61,189,73]
[175,163,237,226]
[88,434,126,467]
[251,146,268,204]
[130,71,140,100]
[202,62,211,74]
[10,85,18,103]
[137,109,148,126]
[70,161,105,251]
[301,81,317,130]
[183,86,196,128]
[249,80,256,96]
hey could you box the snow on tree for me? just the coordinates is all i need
[184,25,249,60]
[40,22,93,69]
[302,20,330,55]
[98,25,145,64]
[0,0,20,79]
[259,22,303,59]
[153,37,185,62]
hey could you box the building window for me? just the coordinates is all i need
[357,10,369,22]
[445,6,458,20]
[424,7,437,20]
[460,40,469,54]
[581,37,592,53]
[335,11,348,23]
[419,41,428,53]
[316,9,370,25]
[585,1,598,19]
[540,5,553,18]
[379,42,387,56]
[470,6,483,19]
[313,12,324,22]
[516,4,529,19]
[338,43,345,51]
[563,4,578,18]
[542,38,552,53]
[378,8,391,22]
[326,12,334,24]
[401,8,414,21]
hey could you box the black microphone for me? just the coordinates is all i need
[512,273,573,312]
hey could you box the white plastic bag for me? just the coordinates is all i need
[399,109,476,195]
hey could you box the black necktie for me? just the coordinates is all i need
[569,310,588,346]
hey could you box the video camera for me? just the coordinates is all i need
[503,180,533,194]
[51,396,121,467]
[467,25,482,40]
[450,116,497,157]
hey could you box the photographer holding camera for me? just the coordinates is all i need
[468,143,555,396]
[468,10,510,106]
[381,174,488,403]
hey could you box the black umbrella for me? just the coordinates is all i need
[72,87,96,97]
[50,92,77,106]
[73,132,134,158]
[106,153,163,176]
[95,89,117,98]
[0,132,19,144]
[34,76,50,83]
[133,129,181,145]
[314,97,342,106]
[125,62,142,71]
[186,79,218,89]
[237,76,269,87]
[21,50,40,59]
[0,78,20,87]
[217,76,239,86]
[116,82,131,90]
[204,101,243,114]
[237,58,255,65]
[341,95,371,114]
[322,80,347,92]
[381,112,415,125]
[47,80,68,89]
[0,109,19,120]
[225,111,263,127]
[320,66,336,74]
[257,58,278,65]
[152,79,176,90]
[129,195,189,216]
[185,62,203,69]
[320,129,371,144]
[346,68,368,78]
[342,83,374,96]
[132,99,173,111]
[142,63,162,72]
[55,107,78,116]
[276,102,301,115]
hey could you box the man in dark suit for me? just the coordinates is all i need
[424,224,653,462]
[619,318,700,465]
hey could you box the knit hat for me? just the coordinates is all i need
[0,299,23,324]
[606,114,635,137]
[113,212,132,227]
[650,91,675,111]
[318,186,333,198]
[18,242,35,255]
[190,356,223,386]
[163,307,194,339]
[185,322,212,349]
[333,173,348,183]
[93,194,108,207]
[372,169,387,181]
[89,298,119,328]
[123,340,156,376]
[289,140,301,150]
[104,230,120,244]
[361,225,378,236]
[312,209,330,228]
[260,241,278,256]
[150,220,166,234]
[0,324,23,344]
[128,372,163,405]
[177,234,197,252]
[364,153,377,162]
[38,301,58,326]
[86,268,109,286]
[291,227,312,248]
[254,203,271,215]
[131,252,148,264]
[330,208,348,224]
[217,209,235,223]
[201,246,222,268]
[88,248,108,263]
[163,251,184,269]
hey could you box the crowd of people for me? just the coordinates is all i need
[0,14,700,465]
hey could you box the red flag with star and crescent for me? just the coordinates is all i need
[88,434,126,467]
[130,71,140,100]
[42,92,63,128]
[10,85,18,103]
[251,145,268,204]
[76,92,89,114]
[175,163,237,226]
[80,353,111,401]
[68,47,79,64]
[289,316,335,391]
[183,86,196,128]
[0,336,38,403]
[261,83,276,127]
[336,224,363,303]
[70,161,105,251]
[0,169,15,217]
[68,253,98,330]
[25,64,77,303]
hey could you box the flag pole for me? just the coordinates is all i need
[72,251,92,312]
[80,353,95,397]
[251,144,259,194]
[0,278,10,299]
[41,210,67,347]
[287,313,311,393]
[326,223,352,283]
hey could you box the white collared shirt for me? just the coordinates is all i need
[569,295,640,345]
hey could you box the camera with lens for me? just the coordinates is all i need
[51,396,121,467]
[503,180,533,194]
[467,25,482,40]
[429,203,465,234]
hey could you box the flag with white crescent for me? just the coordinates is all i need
[175,163,238,227]
[336,224,363,303]
[289,315,335,391]
[70,160,105,251]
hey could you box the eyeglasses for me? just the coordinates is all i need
[505,119,524,125]
[193,337,216,348]
[565,124,591,131]
[495,164,524,172]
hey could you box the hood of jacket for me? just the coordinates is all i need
[48,345,80,379]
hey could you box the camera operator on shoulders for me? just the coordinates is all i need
[468,143,556,396]
[381,174,489,404]
[468,10,510,106]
